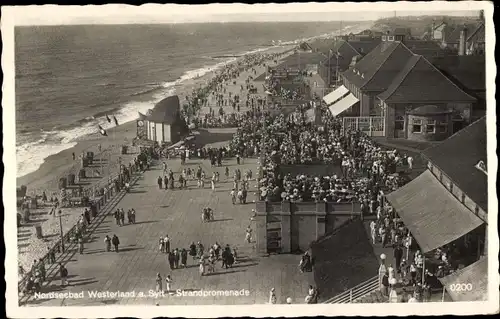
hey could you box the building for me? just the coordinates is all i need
[432,55,486,119]
[274,51,326,74]
[142,95,188,144]
[318,39,380,87]
[430,20,485,55]
[324,35,476,140]
[377,54,476,141]
[386,116,488,301]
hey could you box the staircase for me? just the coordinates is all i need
[353,289,389,303]
[324,275,381,303]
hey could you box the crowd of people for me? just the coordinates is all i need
[374,194,474,302]
[180,51,289,122]
[152,239,241,296]
[228,105,412,206]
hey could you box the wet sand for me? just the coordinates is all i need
[15,45,295,273]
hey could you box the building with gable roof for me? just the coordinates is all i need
[377,54,476,140]
[323,35,476,141]
[318,38,381,87]
[143,95,188,144]
[385,117,488,301]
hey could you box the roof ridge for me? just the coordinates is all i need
[361,41,401,90]
[423,116,486,155]
[379,55,421,102]
[466,22,484,42]
[420,55,477,102]
[345,41,361,55]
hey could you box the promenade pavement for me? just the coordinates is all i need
[26,157,314,307]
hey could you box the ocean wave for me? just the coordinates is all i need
[16,31,338,178]
[130,85,163,97]
[17,139,78,178]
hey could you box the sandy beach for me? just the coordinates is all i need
[15,44,294,273]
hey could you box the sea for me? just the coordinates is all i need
[15,22,344,178]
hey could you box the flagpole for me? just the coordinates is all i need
[328,49,331,88]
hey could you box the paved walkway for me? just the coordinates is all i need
[26,157,313,306]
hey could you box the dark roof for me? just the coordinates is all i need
[254,71,268,82]
[439,257,488,302]
[321,41,360,72]
[298,42,313,51]
[404,40,449,59]
[345,39,381,56]
[467,23,485,42]
[431,55,486,92]
[408,105,452,115]
[393,28,412,36]
[446,23,480,43]
[148,95,180,124]
[342,41,414,91]
[422,117,487,212]
[308,39,336,55]
[377,55,476,103]
[278,52,326,69]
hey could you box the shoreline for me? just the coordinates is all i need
[16,44,295,193]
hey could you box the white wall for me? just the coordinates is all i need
[157,122,164,143]
[164,124,172,143]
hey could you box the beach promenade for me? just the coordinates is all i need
[16,46,293,279]
[21,47,313,306]
[26,158,314,306]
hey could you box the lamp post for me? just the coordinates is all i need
[58,209,65,253]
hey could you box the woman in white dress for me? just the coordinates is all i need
[165,275,173,293]
[199,259,206,276]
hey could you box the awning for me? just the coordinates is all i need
[328,93,359,117]
[323,85,349,105]
[385,170,484,253]
[439,257,488,301]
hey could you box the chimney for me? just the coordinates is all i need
[459,24,468,56]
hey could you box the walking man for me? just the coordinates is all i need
[59,263,68,287]
[112,234,120,252]
[164,235,171,254]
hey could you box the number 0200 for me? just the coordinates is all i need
[449,283,473,291]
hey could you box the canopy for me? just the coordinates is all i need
[385,170,484,253]
[439,257,488,301]
[328,93,359,117]
[323,85,349,105]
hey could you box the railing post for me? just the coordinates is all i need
[349,289,353,303]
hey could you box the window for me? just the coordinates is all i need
[411,118,422,133]
[388,36,395,41]
[461,193,466,204]
[426,119,436,133]
[452,114,465,133]
[395,115,405,130]
[438,120,447,133]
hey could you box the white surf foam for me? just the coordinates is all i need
[16,32,337,178]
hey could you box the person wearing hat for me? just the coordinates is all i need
[381,272,389,297]
[389,278,398,303]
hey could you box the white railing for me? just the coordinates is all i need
[324,275,380,303]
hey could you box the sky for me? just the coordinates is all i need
[3,3,484,25]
